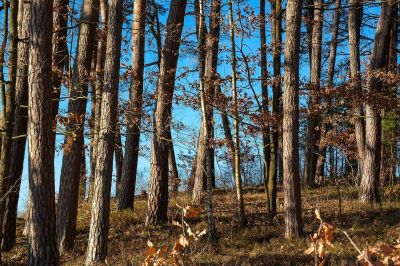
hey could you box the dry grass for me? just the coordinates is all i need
[3,184,400,265]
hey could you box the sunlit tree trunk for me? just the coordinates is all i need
[27,0,59,262]
[118,0,146,210]
[146,0,187,225]
[360,0,393,203]
[57,0,98,254]
[283,0,303,238]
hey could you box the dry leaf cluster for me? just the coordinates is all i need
[357,241,400,266]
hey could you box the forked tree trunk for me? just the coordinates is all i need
[282,0,303,239]
[1,0,29,251]
[360,0,393,203]
[146,0,187,226]
[27,0,59,262]
[304,0,323,188]
[228,0,246,227]
[118,0,146,210]
[57,0,98,254]
[85,0,123,262]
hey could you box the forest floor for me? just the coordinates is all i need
[4,184,400,265]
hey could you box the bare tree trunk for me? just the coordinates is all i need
[114,120,123,197]
[348,0,364,177]
[228,0,246,227]
[27,0,59,262]
[118,0,146,210]
[360,0,393,203]
[85,0,123,261]
[282,0,303,239]
[146,0,187,226]
[1,0,29,251]
[57,0,98,254]
[168,128,180,192]
[304,0,323,188]
[315,0,340,182]
[89,0,108,200]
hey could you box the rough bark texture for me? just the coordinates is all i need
[168,128,180,192]
[360,0,393,203]
[89,0,108,200]
[348,0,365,176]
[85,0,123,261]
[57,0,98,254]
[27,0,59,262]
[114,121,123,197]
[304,0,323,187]
[282,0,303,239]
[1,0,29,251]
[118,0,146,210]
[146,0,187,225]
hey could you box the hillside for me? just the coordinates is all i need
[4,185,400,265]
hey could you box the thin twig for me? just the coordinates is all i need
[343,231,373,266]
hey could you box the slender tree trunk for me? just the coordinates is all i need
[168,128,180,192]
[79,144,87,201]
[57,0,98,254]
[89,0,108,200]
[85,0,123,261]
[304,0,324,187]
[348,0,364,177]
[228,0,246,227]
[114,120,123,197]
[146,0,187,226]
[118,0,146,210]
[360,0,393,203]
[1,0,29,251]
[315,0,340,182]
[27,0,59,262]
[282,0,303,239]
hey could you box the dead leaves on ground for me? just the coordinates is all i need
[357,241,400,266]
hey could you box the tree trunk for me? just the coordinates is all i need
[146,0,187,226]
[27,0,59,262]
[360,0,393,203]
[228,0,246,227]
[1,0,29,251]
[304,0,323,188]
[168,128,180,192]
[118,0,146,210]
[89,0,108,200]
[85,0,123,261]
[348,0,364,177]
[57,0,98,254]
[114,120,123,197]
[282,0,303,239]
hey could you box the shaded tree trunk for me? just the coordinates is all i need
[360,0,393,203]
[114,120,123,197]
[304,0,324,188]
[146,0,187,225]
[27,0,59,262]
[57,0,98,254]
[282,0,303,239]
[168,128,180,192]
[85,0,123,261]
[1,0,29,251]
[118,0,146,210]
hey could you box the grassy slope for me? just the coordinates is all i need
[4,185,400,265]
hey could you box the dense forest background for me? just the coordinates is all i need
[0,0,399,264]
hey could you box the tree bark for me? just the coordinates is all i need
[57,0,98,254]
[1,0,29,251]
[360,0,393,203]
[282,0,303,239]
[146,0,187,225]
[85,0,123,261]
[27,0,59,262]
[114,120,123,197]
[118,0,146,210]
[304,0,323,188]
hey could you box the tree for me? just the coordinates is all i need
[304,0,324,187]
[146,0,188,225]
[282,0,303,238]
[118,0,147,210]
[57,0,98,254]
[360,0,394,203]
[27,0,59,262]
[228,0,246,227]
[85,0,123,261]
